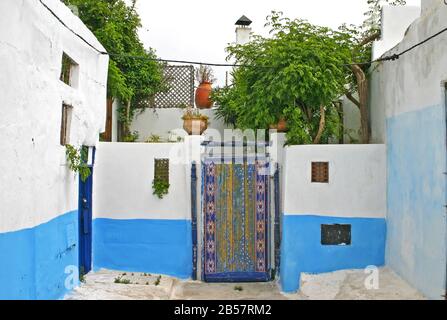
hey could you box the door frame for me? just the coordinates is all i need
[200,152,272,283]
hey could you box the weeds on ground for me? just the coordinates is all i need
[154,275,162,286]
[114,276,131,284]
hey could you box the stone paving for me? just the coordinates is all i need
[65,267,425,300]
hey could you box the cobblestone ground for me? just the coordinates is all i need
[65,267,425,300]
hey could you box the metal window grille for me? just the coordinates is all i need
[321,224,351,245]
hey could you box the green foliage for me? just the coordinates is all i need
[181,106,209,122]
[62,0,166,134]
[152,178,169,199]
[213,12,353,144]
[65,145,91,182]
[146,134,162,143]
[79,266,86,283]
[122,131,139,142]
[211,86,239,127]
[362,0,407,36]
[339,0,407,95]
[114,276,131,284]
[154,275,162,286]
[195,65,216,84]
[214,3,407,145]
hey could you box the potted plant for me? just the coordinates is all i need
[195,65,215,109]
[182,106,209,135]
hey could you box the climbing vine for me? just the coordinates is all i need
[65,145,91,182]
[152,178,170,199]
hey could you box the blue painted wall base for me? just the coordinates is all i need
[93,218,192,279]
[0,211,79,300]
[386,104,447,299]
[280,215,386,293]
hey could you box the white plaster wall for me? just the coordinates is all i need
[341,95,361,143]
[370,1,447,125]
[282,145,386,218]
[112,100,120,142]
[93,142,191,220]
[130,108,229,142]
[0,0,108,232]
[422,0,441,14]
[236,27,252,45]
[372,6,421,60]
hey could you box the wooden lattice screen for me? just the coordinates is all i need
[154,159,169,183]
[311,162,329,183]
[136,65,194,109]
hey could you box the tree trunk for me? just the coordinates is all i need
[313,105,326,144]
[124,100,131,137]
[334,101,344,144]
[351,64,370,144]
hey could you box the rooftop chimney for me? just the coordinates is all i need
[235,15,252,45]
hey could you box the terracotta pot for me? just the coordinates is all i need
[269,118,288,132]
[195,82,213,109]
[183,118,208,135]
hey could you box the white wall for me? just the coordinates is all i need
[282,145,386,218]
[130,108,229,142]
[369,0,447,299]
[422,0,441,14]
[236,27,252,45]
[93,142,191,220]
[370,0,447,142]
[372,5,420,60]
[341,95,361,143]
[0,0,108,232]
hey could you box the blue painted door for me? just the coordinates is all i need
[78,147,95,275]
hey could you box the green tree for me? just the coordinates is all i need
[213,12,354,144]
[63,0,165,139]
[214,1,407,145]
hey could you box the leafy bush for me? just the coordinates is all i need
[152,178,170,199]
[65,145,91,182]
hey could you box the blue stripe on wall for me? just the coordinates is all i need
[386,104,447,300]
[93,218,192,279]
[280,215,386,293]
[0,210,79,300]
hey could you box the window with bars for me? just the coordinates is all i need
[154,159,169,184]
[60,104,73,146]
[311,162,329,183]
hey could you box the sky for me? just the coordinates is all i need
[133,0,421,86]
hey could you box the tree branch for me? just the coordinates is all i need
[346,92,360,109]
[313,105,326,144]
[358,31,381,47]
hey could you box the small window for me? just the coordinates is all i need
[60,104,73,146]
[321,224,351,245]
[311,162,329,183]
[154,159,169,184]
[60,53,78,87]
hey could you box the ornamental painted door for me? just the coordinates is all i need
[202,158,270,282]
